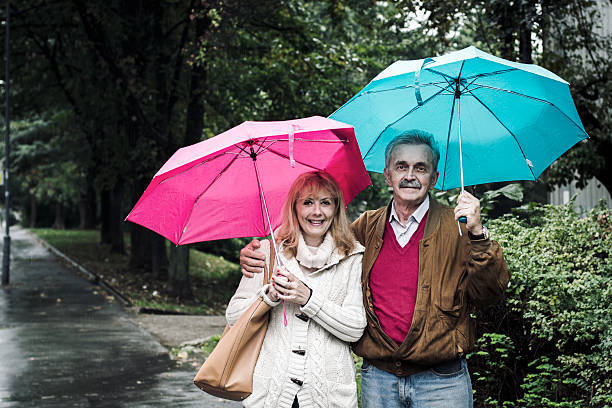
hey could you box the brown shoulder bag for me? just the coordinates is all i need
[193,240,275,400]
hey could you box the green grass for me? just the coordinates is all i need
[200,334,222,354]
[190,248,240,280]
[30,228,241,315]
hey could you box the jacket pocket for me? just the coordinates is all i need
[438,290,464,321]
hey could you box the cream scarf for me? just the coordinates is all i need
[295,232,335,269]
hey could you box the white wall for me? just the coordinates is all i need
[549,177,611,213]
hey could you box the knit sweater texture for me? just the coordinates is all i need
[226,238,366,408]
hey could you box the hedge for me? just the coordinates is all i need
[469,202,611,407]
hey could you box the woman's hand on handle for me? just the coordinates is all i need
[272,267,312,306]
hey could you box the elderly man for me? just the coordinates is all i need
[240,130,509,408]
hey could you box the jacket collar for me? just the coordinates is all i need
[423,195,443,239]
[380,193,442,241]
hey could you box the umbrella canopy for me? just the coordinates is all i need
[330,45,589,190]
[126,116,371,245]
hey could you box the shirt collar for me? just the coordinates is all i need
[389,195,430,226]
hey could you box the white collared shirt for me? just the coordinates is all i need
[389,195,430,247]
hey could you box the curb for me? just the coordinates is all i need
[27,230,133,307]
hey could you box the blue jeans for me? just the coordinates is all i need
[361,358,473,408]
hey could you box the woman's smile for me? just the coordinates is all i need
[296,190,335,246]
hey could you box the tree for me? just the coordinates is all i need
[7,113,86,229]
[4,0,434,301]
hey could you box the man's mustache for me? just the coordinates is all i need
[399,179,422,189]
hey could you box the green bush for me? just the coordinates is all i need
[469,202,612,407]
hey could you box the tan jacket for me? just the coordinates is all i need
[351,197,509,376]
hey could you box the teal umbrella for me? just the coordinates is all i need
[331,46,588,192]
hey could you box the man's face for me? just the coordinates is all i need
[383,143,439,209]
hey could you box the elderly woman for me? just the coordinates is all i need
[226,171,366,408]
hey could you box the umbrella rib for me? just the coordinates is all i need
[252,158,268,239]
[463,76,482,93]
[360,81,448,96]
[469,83,554,103]
[429,80,455,94]
[421,68,516,87]
[425,68,458,82]
[362,87,449,161]
[177,152,241,244]
[468,84,589,137]
[158,151,242,185]
[462,68,518,81]
[241,138,344,157]
[469,93,537,180]
[234,138,346,160]
[442,87,458,191]
[253,140,325,172]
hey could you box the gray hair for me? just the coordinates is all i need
[384,130,440,171]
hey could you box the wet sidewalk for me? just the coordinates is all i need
[0,227,241,407]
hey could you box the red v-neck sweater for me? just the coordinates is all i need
[369,212,428,345]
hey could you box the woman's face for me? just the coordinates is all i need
[295,188,336,247]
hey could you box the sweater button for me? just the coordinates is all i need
[395,362,402,367]
[295,313,309,322]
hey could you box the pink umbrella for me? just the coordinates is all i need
[126,116,371,251]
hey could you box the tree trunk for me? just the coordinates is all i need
[168,245,193,301]
[151,233,168,279]
[78,178,97,229]
[130,225,152,270]
[519,23,533,64]
[29,196,37,228]
[109,181,125,254]
[78,200,87,229]
[52,202,66,230]
[129,177,152,270]
[164,13,210,300]
[183,16,208,146]
[518,0,534,64]
[85,172,97,228]
[100,188,111,244]
[495,2,517,61]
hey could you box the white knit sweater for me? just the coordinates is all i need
[226,239,366,408]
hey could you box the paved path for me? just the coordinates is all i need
[0,227,241,407]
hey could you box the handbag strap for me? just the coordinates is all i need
[263,239,275,285]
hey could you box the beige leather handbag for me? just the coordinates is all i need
[193,241,275,401]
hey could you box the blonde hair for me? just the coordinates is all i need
[276,171,355,258]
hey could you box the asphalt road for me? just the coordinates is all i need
[0,227,241,408]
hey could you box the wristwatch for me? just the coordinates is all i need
[468,225,489,240]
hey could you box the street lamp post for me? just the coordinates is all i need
[2,2,10,286]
